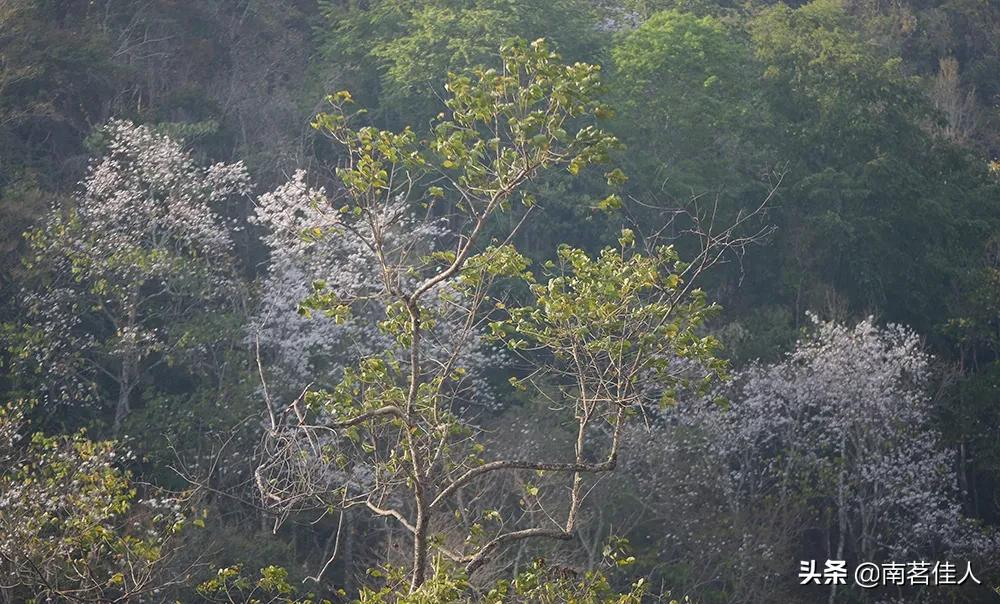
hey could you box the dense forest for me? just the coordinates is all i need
[1,0,998,602]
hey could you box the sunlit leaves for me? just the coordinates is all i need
[256,40,725,591]
[312,38,620,227]
[494,238,723,402]
[198,564,331,604]
[0,402,184,600]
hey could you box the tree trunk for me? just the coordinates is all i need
[342,511,356,595]
[113,375,133,434]
[829,435,847,604]
[410,491,429,591]
[113,294,140,434]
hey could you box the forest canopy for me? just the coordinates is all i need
[0,0,998,602]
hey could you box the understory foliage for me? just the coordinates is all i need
[196,557,648,604]
[353,557,649,604]
[0,402,184,602]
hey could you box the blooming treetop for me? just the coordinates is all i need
[250,170,502,408]
[701,317,996,565]
[10,120,249,428]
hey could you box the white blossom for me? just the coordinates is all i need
[11,120,247,424]
[250,170,502,408]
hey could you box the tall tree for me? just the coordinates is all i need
[616,317,1000,602]
[741,0,997,334]
[254,40,727,592]
[7,120,249,431]
[610,10,759,197]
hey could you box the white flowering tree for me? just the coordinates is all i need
[251,171,500,410]
[7,120,249,431]
[253,40,728,593]
[621,317,999,602]
[250,171,507,568]
[720,318,996,563]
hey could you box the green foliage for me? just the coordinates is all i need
[6,120,247,429]
[727,0,1000,341]
[749,0,924,164]
[355,557,649,603]
[613,0,740,20]
[313,38,620,214]
[0,1,117,187]
[317,0,602,126]
[1,0,999,600]
[0,401,183,601]
[357,560,469,604]
[197,564,334,604]
[260,39,727,595]
[495,238,724,396]
[611,10,758,195]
